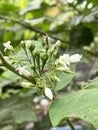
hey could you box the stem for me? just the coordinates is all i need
[45,34,49,45]
[23,46,32,64]
[30,50,39,76]
[0,52,36,84]
[36,55,41,75]
[66,119,76,130]
[41,60,47,71]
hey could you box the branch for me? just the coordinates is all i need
[0,15,98,57]
[0,15,69,43]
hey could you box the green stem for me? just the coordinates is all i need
[41,61,46,71]
[0,52,36,84]
[36,55,41,75]
[30,51,39,76]
[66,119,76,130]
[24,46,32,64]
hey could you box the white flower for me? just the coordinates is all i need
[3,41,13,52]
[69,54,82,63]
[44,87,53,100]
[16,66,31,77]
[59,54,82,65]
[59,54,70,66]
[63,54,71,65]
[58,54,70,70]
[58,53,82,71]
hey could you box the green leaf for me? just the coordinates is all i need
[85,77,98,89]
[56,72,74,90]
[0,94,37,124]
[49,89,98,129]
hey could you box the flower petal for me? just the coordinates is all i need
[63,54,70,65]
[70,54,82,63]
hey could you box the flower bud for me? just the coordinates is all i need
[53,76,60,81]
[54,40,61,49]
[44,87,53,100]
[32,51,40,57]
[31,64,35,70]
[41,53,48,62]
[41,53,48,70]
[21,82,33,88]
[16,66,31,77]
[26,40,35,51]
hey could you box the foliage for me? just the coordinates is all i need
[0,0,98,130]
[0,94,37,124]
[49,88,98,129]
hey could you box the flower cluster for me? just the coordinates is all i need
[58,54,82,71]
[1,38,82,100]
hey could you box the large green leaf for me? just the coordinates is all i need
[49,89,98,129]
[85,77,98,89]
[56,72,74,90]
